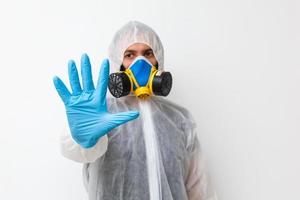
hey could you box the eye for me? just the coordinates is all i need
[124,53,134,59]
[144,50,154,57]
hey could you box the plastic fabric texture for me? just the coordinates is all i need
[83,96,217,200]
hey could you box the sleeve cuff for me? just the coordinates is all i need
[60,127,108,163]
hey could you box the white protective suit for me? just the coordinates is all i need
[60,21,218,200]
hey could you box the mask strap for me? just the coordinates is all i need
[125,69,140,91]
[148,67,158,94]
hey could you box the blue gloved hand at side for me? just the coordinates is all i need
[53,54,139,148]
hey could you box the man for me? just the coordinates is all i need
[53,21,217,200]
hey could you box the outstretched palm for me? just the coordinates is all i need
[53,54,139,148]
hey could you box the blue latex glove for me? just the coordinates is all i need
[53,54,139,148]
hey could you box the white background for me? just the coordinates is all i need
[0,0,299,199]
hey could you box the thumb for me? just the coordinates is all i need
[110,111,140,127]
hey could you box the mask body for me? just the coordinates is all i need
[109,56,172,99]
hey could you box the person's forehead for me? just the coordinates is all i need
[125,43,152,52]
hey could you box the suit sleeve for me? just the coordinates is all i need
[184,119,218,200]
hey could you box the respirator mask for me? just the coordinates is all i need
[108,56,172,99]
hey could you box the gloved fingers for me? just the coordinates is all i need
[110,111,140,127]
[68,60,82,95]
[53,76,71,105]
[81,53,95,92]
[95,59,109,104]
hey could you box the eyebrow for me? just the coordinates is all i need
[124,48,153,54]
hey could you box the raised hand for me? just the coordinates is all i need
[53,54,139,148]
